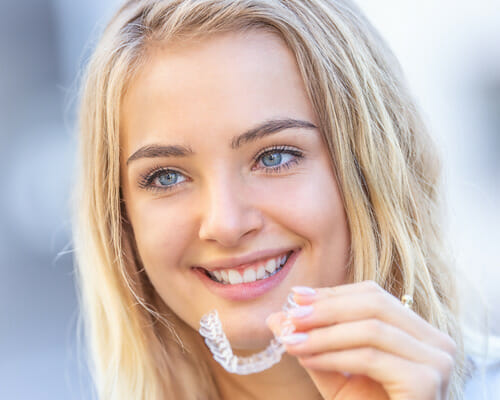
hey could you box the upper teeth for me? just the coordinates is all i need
[208,253,290,285]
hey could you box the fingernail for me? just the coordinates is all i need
[287,305,313,318]
[292,286,316,296]
[278,317,296,337]
[279,333,309,345]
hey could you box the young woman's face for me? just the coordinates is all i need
[120,30,350,349]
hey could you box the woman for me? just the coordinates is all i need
[74,0,465,398]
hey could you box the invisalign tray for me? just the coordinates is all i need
[199,293,299,374]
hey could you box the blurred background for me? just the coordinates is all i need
[0,0,498,398]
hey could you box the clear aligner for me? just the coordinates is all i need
[198,293,299,375]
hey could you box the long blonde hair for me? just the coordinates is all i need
[73,0,465,398]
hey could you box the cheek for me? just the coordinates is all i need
[259,167,347,239]
[129,198,194,270]
[262,166,350,284]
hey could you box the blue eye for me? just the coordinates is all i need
[261,152,282,167]
[137,146,304,193]
[138,167,187,192]
[256,146,303,173]
[158,171,181,186]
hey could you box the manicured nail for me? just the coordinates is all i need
[287,305,313,319]
[279,333,309,345]
[292,286,316,296]
[278,319,296,337]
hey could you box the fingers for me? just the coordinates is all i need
[264,281,456,399]
[281,318,454,384]
[265,281,456,399]
[265,311,288,336]
[284,319,433,360]
[291,281,386,303]
[290,282,456,357]
[297,349,445,399]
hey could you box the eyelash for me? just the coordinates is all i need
[137,145,304,193]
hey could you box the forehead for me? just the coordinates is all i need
[120,29,317,153]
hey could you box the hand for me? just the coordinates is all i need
[266,281,457,400]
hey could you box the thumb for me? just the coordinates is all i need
[265,311,349,398]
[265,311,288,337]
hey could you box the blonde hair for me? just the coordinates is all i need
[73,0,465,398]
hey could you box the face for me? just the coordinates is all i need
[120,30,350,350]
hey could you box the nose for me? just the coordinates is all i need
[198,174,263,247]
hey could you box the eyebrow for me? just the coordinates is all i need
[126,118,317,166]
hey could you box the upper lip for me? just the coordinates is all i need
[193,247,297,271]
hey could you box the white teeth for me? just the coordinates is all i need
[243,268,256,283]
[220,270,228,282]
[213,270,222,281]
[207,252,292,284]
[280,255,287,266]
[265,258,277,273]
[228,270,243,284]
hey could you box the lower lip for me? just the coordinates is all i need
[192,249,300,301]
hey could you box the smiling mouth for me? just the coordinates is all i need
[200,250,293,285]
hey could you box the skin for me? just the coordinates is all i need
[120,29,456,399]
[266,283,457,399]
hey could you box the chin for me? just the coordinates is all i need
[230,329,275,352]
[222,316,276,351]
